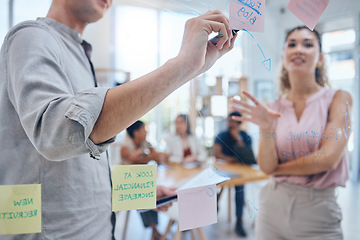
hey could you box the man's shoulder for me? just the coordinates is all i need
[6,19,52,38]
[4,19,60,50]
[214,131,231,144]
[240,130,252,145]
[216,131,229,138]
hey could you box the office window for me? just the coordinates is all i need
[114,6,158,80]
[159,11,192,134]
[113,6,159,145]
[0,1,9,46]
[323,29,355,52]
[322,28,356,173]
[113,6,192,143]
[13,0,51,25]
[159,11,189,65]
[323,29,356,94]
[113,6,244,144]
[1,0,51,48]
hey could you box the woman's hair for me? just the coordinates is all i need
[279,26,330,94]
[126,120,144,139]
[177,114,192,135]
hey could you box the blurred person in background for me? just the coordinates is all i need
[213,111,253,237]
[166,114,207,166]
[121,120,169,240]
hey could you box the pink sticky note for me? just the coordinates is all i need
[287,0,329,31]
[229,0,266,33]
[177,184,217,231]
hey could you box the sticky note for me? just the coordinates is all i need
[112,164,157,211]
[0,184,41,235]
[177,184,217,231]
[229,0,266,32]
[287,0,329,30]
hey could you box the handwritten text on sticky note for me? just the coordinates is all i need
[229,0,266,32]
[112,164,157,211]
[0,184,41,235]
[287,0,329,31]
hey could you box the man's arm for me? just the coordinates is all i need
[6,11,235,161]
[90,11,236,144]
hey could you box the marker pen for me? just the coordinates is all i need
[210,29,239,45]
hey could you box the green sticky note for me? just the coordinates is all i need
[0,184,41,235]
[112,164,157,211]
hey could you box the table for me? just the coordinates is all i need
[157,161,269,188]
[157,161,269,231]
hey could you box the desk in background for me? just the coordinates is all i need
[157,161,269,188]
[157,161,269,224]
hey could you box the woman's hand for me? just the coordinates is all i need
[231,91,281,130]
[231,91,281,174]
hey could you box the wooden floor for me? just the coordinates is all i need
[114,180,360,240]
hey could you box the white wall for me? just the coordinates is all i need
[83,9,112,69]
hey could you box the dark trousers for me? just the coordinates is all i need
[140,210,158,228]
[235,185,245,218]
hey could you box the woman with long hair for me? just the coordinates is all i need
[232,26,352,239]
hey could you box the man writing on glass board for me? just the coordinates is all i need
[214,111,254,237]
[0,0,236,239]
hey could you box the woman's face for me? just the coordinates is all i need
[282,29,323,75]
[175,117,187,135]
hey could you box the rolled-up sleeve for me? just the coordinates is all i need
[6,24,114,161]
[65,88,115,159]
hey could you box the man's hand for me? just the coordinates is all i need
[156,185,177,212]
[177,10,237,80]
[89,11,237,145]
